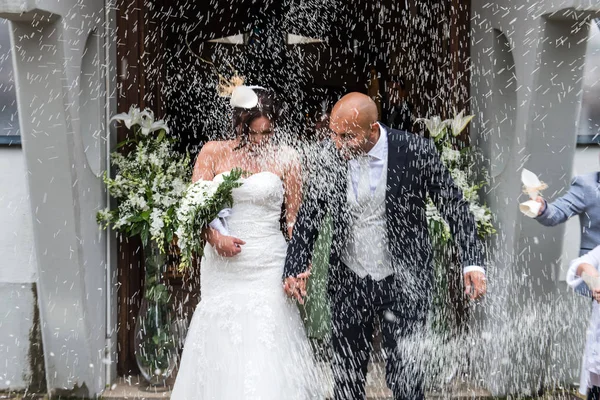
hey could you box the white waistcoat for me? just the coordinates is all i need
[341,157,393,281]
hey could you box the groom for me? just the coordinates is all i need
[284,93,486,400]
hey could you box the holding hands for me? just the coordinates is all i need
[283,265,312,305]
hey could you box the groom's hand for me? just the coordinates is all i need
[283,270,311,304]
[464,271,486,300]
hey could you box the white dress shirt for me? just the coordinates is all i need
[348,125,388,198]
[348,123,484,276]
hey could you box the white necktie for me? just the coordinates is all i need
[357,156,371,204]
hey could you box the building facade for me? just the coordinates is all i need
[0,0,599,397]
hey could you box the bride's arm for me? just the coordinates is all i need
[193,142,245,256]
[193,142,217,241]
[283,150,303,239]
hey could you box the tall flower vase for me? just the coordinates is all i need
[134,240,179,390]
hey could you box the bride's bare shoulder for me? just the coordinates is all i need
[193,141,234,181]
[199,140,222,153]
[197,140,234,158]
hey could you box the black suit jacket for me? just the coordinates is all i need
[284,125,485,297]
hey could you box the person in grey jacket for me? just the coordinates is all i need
[534,171,600,294]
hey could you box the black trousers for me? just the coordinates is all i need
[330,266,429,400]
[589,386,600,400]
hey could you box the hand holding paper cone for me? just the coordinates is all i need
[519,169,548,218]
[519,200,542,218]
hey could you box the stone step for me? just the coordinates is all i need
[100,362,495,400]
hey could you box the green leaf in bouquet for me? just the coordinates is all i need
[116,138,135,149]
[140,225,150,246]
[131,223,143,236]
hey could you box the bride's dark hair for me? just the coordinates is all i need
[232,88,280,150]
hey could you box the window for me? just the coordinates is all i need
[577,19,600,145]
[0,19,20,146]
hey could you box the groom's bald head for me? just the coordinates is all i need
[329,93,380,159]
[330,93,378,130]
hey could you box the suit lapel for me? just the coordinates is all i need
[385,127,409,202]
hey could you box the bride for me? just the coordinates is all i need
[170,87,322,399]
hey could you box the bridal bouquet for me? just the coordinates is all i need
[175,168,244,270]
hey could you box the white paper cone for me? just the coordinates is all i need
[519,200,542,218]
[522,169,543,200]
[522,168,542,187]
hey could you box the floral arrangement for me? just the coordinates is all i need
[176,168,245,270]
[417,109,495,336]
[96,106,191,386]
[417,109,496,241]
[96,106,191,252]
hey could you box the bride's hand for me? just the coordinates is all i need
[207,230,246,257]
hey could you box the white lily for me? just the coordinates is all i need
[110,106,150,130]
[449,109,474,137]
[139,113,170,136]
[415,116,451,139]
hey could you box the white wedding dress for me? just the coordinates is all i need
[171,171,322,400]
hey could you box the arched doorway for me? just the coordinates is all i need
[114,0,473,376]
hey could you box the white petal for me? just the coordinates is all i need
[110,113,130,123]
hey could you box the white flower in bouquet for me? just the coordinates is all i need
[469,203,488,222]
[110,106,149,129]
[138,111,170,136]
[97,106,191,251]
[441,146,461,165]
[426,200,451,242]
[149,153,163,168]
[420,109,496,241]
[450,168,468,189]
[177,181,219,222]
[129,194,149,211]
[176,169,244,270]
[111,106,170,136]
[150,209,166,240]
[171,178,187,196]
[449,109,474,137]
[415,116,451,140]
